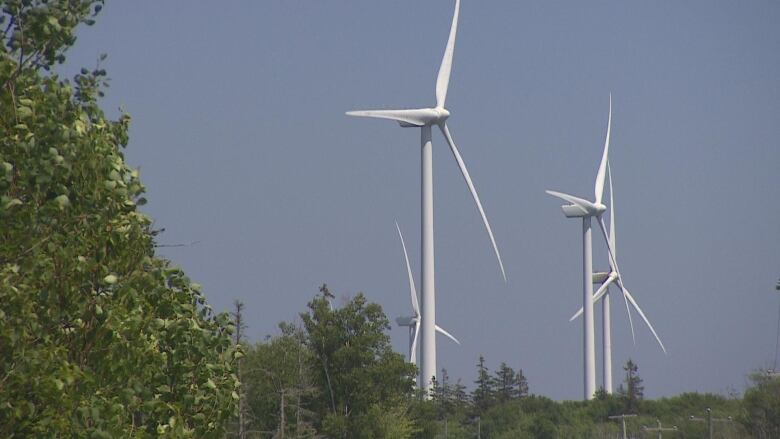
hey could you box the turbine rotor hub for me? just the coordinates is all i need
[435,108,451,121]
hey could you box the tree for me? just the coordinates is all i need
[516,369,529,399]
[300,292,417,438]
[231,301,249,439]
[493,362,529,402]
[741,372,780,438]
[617,359,644,414]
[495,362,519,403]
[0,1,238,436]
[472,355,495,412]
[242,325,318,439]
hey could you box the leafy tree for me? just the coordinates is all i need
[300,292,417,438]
[617,358,644,414]
[741,372,780,438]
[0,1,238,436]
[229,301,250,439]
[241,325,318,439]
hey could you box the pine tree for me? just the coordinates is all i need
[472,355,495,412]
[516,369,529,398]
[495,362,518,402]
[617,358,644,413]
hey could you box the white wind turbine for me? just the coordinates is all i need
[347,0,505,393]
[394,222,460,379]
[569,162,667,394]
[546,96,615,400]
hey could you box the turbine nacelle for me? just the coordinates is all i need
[346,107,450,128]
[592,271,610,284]
[396,315,417,327]
[547,190,607,218]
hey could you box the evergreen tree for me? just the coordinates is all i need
[495,362,518,402]
[617,359,644,413]
[472,355,495,412]
[516,369,529,398]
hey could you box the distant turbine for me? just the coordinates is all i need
[569,162,667,393]
[546,96,614,400]
[394,222,460,380]
[347,0,505,393]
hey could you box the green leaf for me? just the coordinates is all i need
[17,106,33,118]
[4,198,22,209]
[54,194,70,208]
[103,274,118,285]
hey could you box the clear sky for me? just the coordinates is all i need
[62,0,780,400]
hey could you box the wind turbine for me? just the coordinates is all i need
[546,96,614,400]
[346,0,505,393]
[394,222,460,379]
[569,162,667,393]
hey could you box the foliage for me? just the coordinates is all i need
[741,372,780,438]
[238,290,417,438]
[471,355,494,412]
[238,325,318,438]
[301,291,417,438]
[616,358,644,413]
[494,362,528,402]
[0,1,238,436]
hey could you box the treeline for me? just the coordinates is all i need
[229,289,773,439]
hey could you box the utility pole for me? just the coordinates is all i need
[470,416,481,439]
[609,413,637,439]
[688,407,733,439]
[642,419,677,439]
[771,280,780,377]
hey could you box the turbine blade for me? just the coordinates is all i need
[435,325,461,345]
[545,190,597,213]
[439,123,506,282]
[619,281,667,355]
[608,160,616,256]
[597,216,636,343]
[569,274,618,321]
[594,94,612,205]
[436,0,461,108]
[597,216,618,284]
[395,221,420,316]
[617,278,636,344]
[346,109,428,127]
[410,320,421,364]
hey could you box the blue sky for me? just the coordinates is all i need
[63,0,780,400]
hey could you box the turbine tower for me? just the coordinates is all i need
[394,222,460,382]
[347,0,505,393]
[546,96,614,400]
[569,162,667,393]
